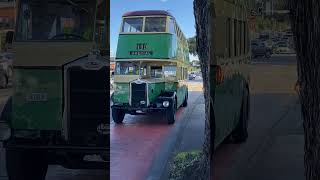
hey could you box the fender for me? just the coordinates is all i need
[155,91,176,109]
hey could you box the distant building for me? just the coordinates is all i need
[110,57,115,72]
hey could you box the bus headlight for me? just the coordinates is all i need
[0,122,11,141]
[162,101,170,108]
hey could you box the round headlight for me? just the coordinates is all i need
[162,101,170,107]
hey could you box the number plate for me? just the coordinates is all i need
[26,93,48,102]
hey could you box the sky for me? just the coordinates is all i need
[110,0,198,60]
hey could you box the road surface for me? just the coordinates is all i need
[213,55,303,180]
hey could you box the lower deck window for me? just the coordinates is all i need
[151,66,163,78]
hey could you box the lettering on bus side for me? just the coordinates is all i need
[129,43,153,56]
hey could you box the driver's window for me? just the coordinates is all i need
[151,66,163,78]
[96,0,107,56]
[16,0,96,41]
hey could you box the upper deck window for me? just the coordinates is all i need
[122,18,143,33]
[144,17,166,32]
[168,18,175,34]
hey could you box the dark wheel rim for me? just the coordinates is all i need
[0,76,6,88]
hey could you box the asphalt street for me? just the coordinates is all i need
[213,54,302,180]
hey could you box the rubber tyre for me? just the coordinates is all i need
[265,52,271,59]
[181,92,188,107]
[112,108,125,124]
[0,74,7,89]
[166,100,176,125]
[6,149,48,180]
[232,89,249,143]
[1,96,12,123]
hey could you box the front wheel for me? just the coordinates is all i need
[181,92,188,107]
[166,100,176,125]
[112,108,125,124]
[6,149,48,180]
[265,52,271,59]
[0,74,7,89]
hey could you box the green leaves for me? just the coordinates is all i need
[188,36,197,56]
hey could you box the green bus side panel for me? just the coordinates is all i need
[116,34,176,59]
[165,82,177,92]
[12,69,63,130]
[112,83,129,104]
[148,82,165,103]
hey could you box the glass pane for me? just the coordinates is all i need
[144,17,166,32]
[116,62,139,75]
[169,18,175,34]
[151,66,163,78]
[96,0,107,47]
[16,0,97,41]
[163,65,176,77]
[122,18,143,33]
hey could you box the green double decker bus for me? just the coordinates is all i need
[111,10,189,124]
[210,0,251,146]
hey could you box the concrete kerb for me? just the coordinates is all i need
[145,93,203,180]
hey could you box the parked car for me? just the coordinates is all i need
[0,52,13,88]
[275,42,291,54]
[188,72,197,80]
[251,41,272,58]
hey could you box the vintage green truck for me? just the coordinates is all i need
[0,0,108,179]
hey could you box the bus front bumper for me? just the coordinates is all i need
[111,104,168,115]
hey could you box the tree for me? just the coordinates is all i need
[193,0,211,179]
[188,36,197,56]
[288,1,320,180]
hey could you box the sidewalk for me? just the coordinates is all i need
[223,101,304,180]
[242,103,304,180]
[154,93,205,180]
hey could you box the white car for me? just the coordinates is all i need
[276,43,291,54]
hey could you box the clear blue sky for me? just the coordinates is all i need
[110,0,196,58]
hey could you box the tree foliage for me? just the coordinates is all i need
[188,36,197,56]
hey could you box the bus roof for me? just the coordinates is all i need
[123,10,173,17]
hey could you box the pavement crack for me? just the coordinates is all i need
[246,103,299,169]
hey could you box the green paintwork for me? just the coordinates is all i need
[116,33,177,59]
[12,69,63,130]
[148,82,165,103]
[112,80,188,108]
[112,83,130,103]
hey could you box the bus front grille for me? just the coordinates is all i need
[67,66,109,147]
[131,82,147,108]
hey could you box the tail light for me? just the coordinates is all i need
[215,65,224,84]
